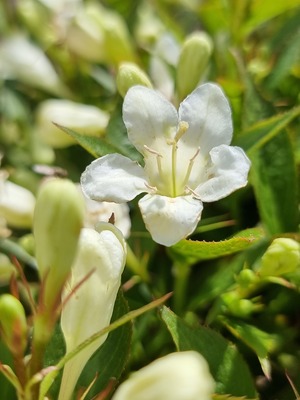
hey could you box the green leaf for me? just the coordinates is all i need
[250,131,299,234]
[232,105,300,153]
[161,307,258,398]
[213,395,256,400]
[54,124,120,158]
[170,228,264,265]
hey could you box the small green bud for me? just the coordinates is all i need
[222,292,255,318]
[117,62,153,97]
[0,294,27,355]
[260,238,300,277]
[34,178,84,308]
[176,32,213,101]
[236,269,259,288]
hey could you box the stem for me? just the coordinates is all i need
[173,261,191,314]
[126,245,150,282]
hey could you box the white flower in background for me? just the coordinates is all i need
[81,83,251,246]
[59,225,126,400]
[112,351,215,400]
[35,99,109,148]
[0,34,66,96]
[80,188,131,238]
[0,174,35,229]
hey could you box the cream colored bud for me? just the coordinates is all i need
[35,99,109,148]
[112,351,215,400]
[0,179,35,229]
[260,238,300,277]
[58,225,126,400]
[176,32,213,101]
[0,294,28,355]
[117,63,152,97]
[0,35,66,96]
[34,178,84,307]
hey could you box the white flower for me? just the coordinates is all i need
[81,83,250,246]
[59,225,126,400]
[111,351,215,400]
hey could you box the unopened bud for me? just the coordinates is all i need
[34,178,84,308]
[0,35,66,96]
[58,225,126,400]
[117,63,152,97]
[35,99,109,148]
[112,351,215,400]
[0,179,35,229]
[0,294,27,355]
[176,32,213,101]
[260,238,300,277]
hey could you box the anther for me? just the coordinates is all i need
[184,186,202,199]
[144,145,162,157]
[145,182,158,193]
[174,121,189,142]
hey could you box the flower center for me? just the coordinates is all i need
[143,121,201,197]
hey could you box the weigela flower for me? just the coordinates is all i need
[81,83,250,246]
[112,351,215,400]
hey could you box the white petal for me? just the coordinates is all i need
[123,85,178,154]
[195,145,251,202]
[178,83,233,155]
[138,194,203,246]
[81,154,148,202]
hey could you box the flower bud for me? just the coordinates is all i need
[35,99,109,148]
[260,238,300,277]
[0,179,35,229]
[0,294,28,356]
[0,34,66,96]
[112,351,215,400]
[58,225,126,400]
[117,63,152,97]
[176,32,213,101]
[34,178,84,308]
[0,254,15,284]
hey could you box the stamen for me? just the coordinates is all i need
[145,182,157,193]
[181,147,201,188]
[184,186,202,199]
[174,121,189,142]
[143,145,162,157]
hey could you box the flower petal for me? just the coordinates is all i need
[178,83,233,155]
[138,194,203,246]
[81,153,148,202]
[123,85,178,154]
[195,145,251,202]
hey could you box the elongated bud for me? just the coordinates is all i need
[112,351,215,400]
[117,63,152,97]
[0,34,66,96]
[260,238,300,277]
[0,179,35,229]
[34,178,84,308]
[176,32,213,101]
[58,225,126,400]
[0,294,27,356]
[35,99,109,148]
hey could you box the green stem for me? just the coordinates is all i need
[126,244,150,282]
[173,261,191,314]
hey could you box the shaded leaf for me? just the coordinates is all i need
[250,131,299,234]
[54,124,120,158]
[161,307,258,398]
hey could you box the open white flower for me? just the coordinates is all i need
[81,83,250,246]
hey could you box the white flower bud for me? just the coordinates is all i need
[0,35,66,96]
[58,225,126,400]
[112,351,215,400]
[117,62,152,97]
[35,99,109,148]
[0,179,35,229]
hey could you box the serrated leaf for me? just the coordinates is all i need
[54,124,120,158]
[161,307,258,398]
[233,105,300,153]
[170,228,264,265]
